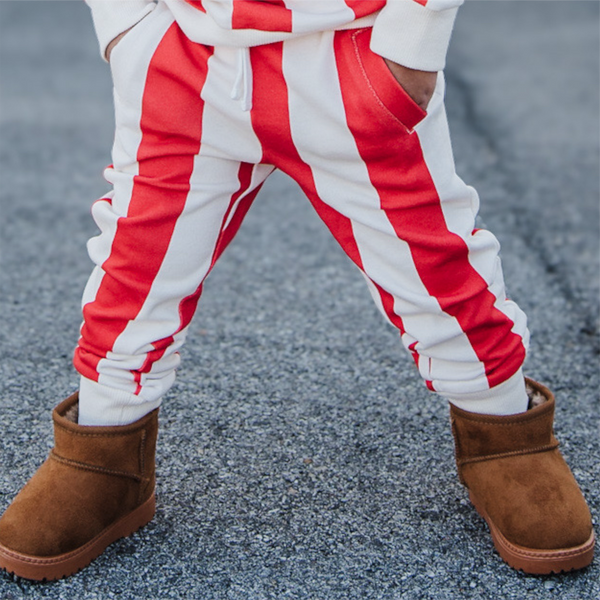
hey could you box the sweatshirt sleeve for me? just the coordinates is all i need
[85,0,156,60]
[370,0,464,72]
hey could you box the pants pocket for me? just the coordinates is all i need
[350,28,427,133]
[109,3,167,88]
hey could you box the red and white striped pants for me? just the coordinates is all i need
[75,5,529,425]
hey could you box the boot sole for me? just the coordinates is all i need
[469,491,595,574]
[0,492,155,581]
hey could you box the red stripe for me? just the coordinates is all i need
[373,282,405,335]
[248,44,316,210]
[210,162,262,267]
[352,30,426,132]
[132,162,262,393]
[343,0,386,18]
[249,44,363,266]
[333,31,525,388]
[249,43,409,351]
[232,0,293,32]
[75,26,214,383]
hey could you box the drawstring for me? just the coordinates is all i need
[231,47,253,112]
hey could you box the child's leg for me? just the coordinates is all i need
[75,7,273,425]
[243,30,593,574]
[0,10,279,580]
[248,30,528,415]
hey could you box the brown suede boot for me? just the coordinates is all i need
[450,378,595,574]
[0,393,158,581]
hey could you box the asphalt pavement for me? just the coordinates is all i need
[0,2,598,599]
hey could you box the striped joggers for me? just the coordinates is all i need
[74,5,529,425]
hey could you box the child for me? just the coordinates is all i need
[0,0,594,580]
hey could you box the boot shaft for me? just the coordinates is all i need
[52,393,158,480]
[450,379,558,484]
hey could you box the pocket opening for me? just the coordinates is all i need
[351,28,427,133]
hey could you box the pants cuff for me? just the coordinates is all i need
[78,376,162,426]
[445,369,528,416]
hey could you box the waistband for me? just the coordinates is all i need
[163,0,378,50]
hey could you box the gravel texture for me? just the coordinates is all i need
[0,2,598,599]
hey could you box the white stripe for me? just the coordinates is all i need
[83,7,174,313]
[283,0,355,32]
[281,32,489,395]
[415,76,529,362]
[194,0,235,29]
[102,48,268,403]
[223,163,274,230]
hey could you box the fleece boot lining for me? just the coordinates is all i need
[526,382,546,409]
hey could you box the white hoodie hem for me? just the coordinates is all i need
[371,1,460,71]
